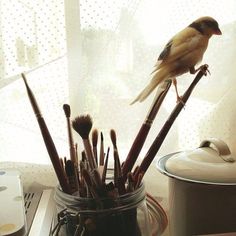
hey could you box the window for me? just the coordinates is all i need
[1,0,236,164]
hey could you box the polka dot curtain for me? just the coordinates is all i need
[0,0,236,164]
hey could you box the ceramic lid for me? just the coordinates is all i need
[165,138,236,183]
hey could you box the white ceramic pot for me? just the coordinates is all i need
[157,138,236,236]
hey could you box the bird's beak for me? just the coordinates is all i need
[214,27,222,35]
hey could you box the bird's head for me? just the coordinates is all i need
[189,16,222,37]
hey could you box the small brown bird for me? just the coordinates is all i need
[131,16,222,104]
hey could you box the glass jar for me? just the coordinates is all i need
[53,182,151,236]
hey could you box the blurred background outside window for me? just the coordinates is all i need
[0,0,236,164]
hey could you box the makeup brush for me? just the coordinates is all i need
[21,73,71,194]
[99,132,105,166]
[105,182,118,199]
[79,161,87,197]
[63,104,77,165]
[72,115,96,170]
[135,65,208,180]
[135,172,144,190]
[75,143,79,165]
[64,156,67,166]
[92,129,98,166]
[122,80,171,181]
[65,160,79,193]
[110,129,122,180]
[82,169,98,198]
[82,152,90,172]
[110,129,126,194]
[59,157,64,170]
[81,150,87,162]
[127,172,135,192]
[133,165,140,178]
[102,147,110,183]
[59,157,67,181]
[91,169,103,188]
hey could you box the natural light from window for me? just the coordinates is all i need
[1,0,236,164]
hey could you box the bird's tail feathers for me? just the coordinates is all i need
[130,81,158,104]
[150,61,161,75]
[130,68,169,104]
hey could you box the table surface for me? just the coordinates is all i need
[0,161,169,235]
[0,170,26,236]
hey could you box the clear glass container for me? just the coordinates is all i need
[53,183,151,236]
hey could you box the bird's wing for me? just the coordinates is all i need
[158,40,172,61]
[153,27,203,71]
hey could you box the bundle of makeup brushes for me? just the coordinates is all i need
[21,66,208,235]
[21,66,208,195]
[21,72,147,197]
[61,111,132,198]
[22,65,208,236]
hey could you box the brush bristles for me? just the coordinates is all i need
[72,115,93,139]
[110,129,116,147]
[63,104,71,118]
[92,129,98,146]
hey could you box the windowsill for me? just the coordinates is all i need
[0,160,169,235]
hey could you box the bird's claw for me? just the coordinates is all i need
[200,64,210,76]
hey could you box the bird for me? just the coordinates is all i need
[131,16,222,104]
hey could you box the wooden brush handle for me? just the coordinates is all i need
[122,81,171,180]
[83,139,96,170]
[122,124,150,180]
[135,66,208,180]
[67,119,77,164]
[99,133,105,166]
[102,147,110,182]
[36,118,71,193]
[22,74,71,194]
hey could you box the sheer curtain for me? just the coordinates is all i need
[0,0,236,164]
